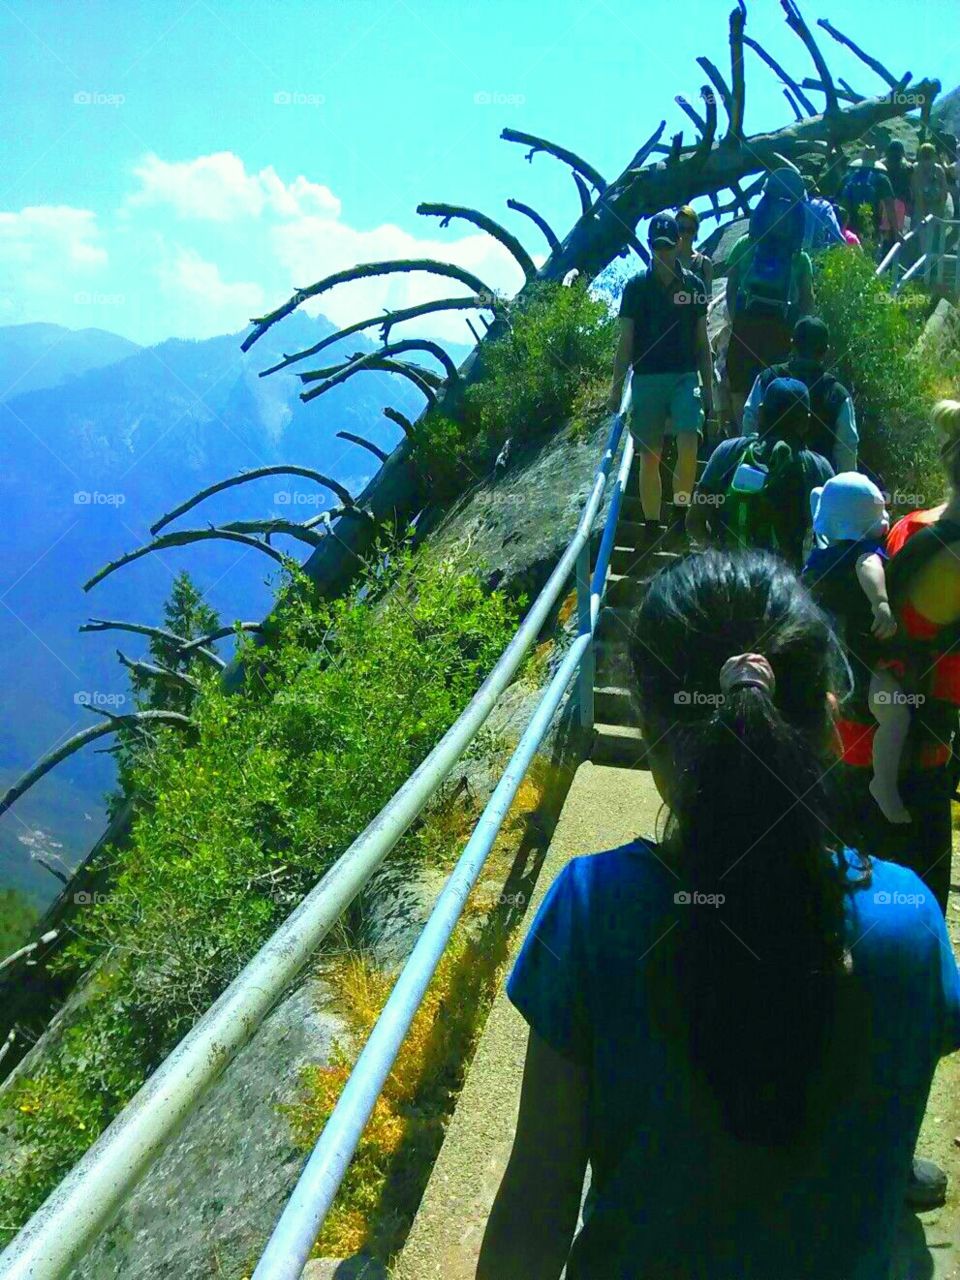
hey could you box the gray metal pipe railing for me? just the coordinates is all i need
[252,429,636,1279]
[0,412,628,1280]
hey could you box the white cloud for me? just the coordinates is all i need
[271,216,527,342]
[0,206,107,323]
[127,151,341,222]
[154,243,265,338]
[1,152,538,345]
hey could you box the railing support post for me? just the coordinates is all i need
[577,541,595,729]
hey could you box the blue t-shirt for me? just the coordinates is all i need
[507,841,960,1279]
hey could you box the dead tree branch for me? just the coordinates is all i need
[151,465,354,534]
[80,619,225,669]
[242,260,494,353]
[742,35,816,115]
[299,340,458,405]
[116,650,201,692]
[336,431,389,462]
[728,0,747,145]
[506,199,561,252]
[417,203,537,279]
[817,18,902,89]
[499,128,607,192]
[85,530,286,592]
[1,711,192,820]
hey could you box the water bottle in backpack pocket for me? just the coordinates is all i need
[723,437,799,552]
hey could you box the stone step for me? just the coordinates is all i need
[606,572,646,610]
[595,605,633,645]
[594,641,632,690]
[609,546,680,579]
[593,685,634,725]
[591,722,648,768]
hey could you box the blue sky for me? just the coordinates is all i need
[2,0,957,346]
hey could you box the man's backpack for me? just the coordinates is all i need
[721,436,804,554]
[735,190,806,319]
[840,168,880,231]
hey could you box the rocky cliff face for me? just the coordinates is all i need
[3,408,615,1279]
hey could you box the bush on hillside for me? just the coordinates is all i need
[0,543,517,1238]
[412,280,616,494]
[814,246,943,501]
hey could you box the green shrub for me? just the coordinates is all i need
[814,245,941,499]
[0,543,516,1240]
[412,281,616,494]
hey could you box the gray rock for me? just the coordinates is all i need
[66,978,344,1280]
[915,297,960,361]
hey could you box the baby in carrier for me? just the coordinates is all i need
[802,473,913,824]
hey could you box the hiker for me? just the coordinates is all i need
[834,398,960,925]
[725,168,814,425]
[675,205,713,294]
[880,140,913,257]
[911,142,949,223]
[742,316,858,472]
[838,157,898,250]
[940,132,960,219]
[608,212,713,546]
[803,193,844,253]
[686,376,833,568]
[802,473,912,824]
[476,548,960,1279]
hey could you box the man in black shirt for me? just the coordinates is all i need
[742,316,858,472]
[608,212,714,542]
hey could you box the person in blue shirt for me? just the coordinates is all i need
[477,548,960,1280]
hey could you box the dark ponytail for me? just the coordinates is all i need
[631,548,862,1147]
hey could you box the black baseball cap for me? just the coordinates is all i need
[648,213,680,248]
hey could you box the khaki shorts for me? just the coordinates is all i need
[628,371,703,448]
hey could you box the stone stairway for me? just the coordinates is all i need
[590,452,707,768]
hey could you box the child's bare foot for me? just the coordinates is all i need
[869,777,912,824]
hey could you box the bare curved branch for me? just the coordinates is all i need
[116,649,201,692]
[782,0,839,119]
[151,465,354,534]
[383,407,417,439]
[1,711,193,820]
[215,518,327,548]
[299,340,458,405]
[691,86,719,167]
[177,621,266,654]
[572,171,593,215]
[742,35,817,114]
[506,199,560,254]
[666,131,685,165]
[336,431,389,462]
[728,0,747,144]
[80,619,225,669]
[242,260,495,352]
[697,57,733,128]
[259,297,501,377]
[85,529,286,592]
[499,128,607,192]
[625,121,668,172]
[417,203,537,279]
[817,18,901,90]
[783,86,804,122]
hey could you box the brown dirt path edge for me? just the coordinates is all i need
[391,763,960,1280]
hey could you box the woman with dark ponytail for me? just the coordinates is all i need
[478,548,960,1280]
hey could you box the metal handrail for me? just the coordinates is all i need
[252,425,636,1279]
[0,411,629,1280]
[876,214,960,295]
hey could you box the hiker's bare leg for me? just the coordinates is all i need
[639,444,663,521]
[869,669,912,824]
[673,431,699,512]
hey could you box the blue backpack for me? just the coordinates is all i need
[841,168,880,231]
[736,190,806,319]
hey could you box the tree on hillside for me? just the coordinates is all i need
[106,572,219,816]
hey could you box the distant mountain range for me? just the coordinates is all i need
[0,323,142,401]
[0,314,461,906]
